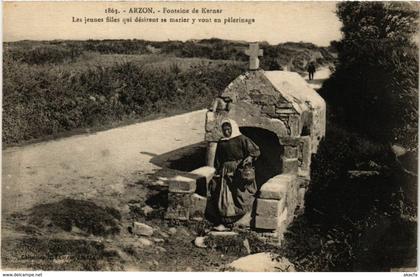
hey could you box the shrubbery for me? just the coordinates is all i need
[5,44,83,64]
[320,2,418,148]
[3,54,245,145]
[307,121,397,221]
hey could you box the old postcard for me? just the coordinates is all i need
[2,1,418,273]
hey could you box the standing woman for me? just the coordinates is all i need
[209,119,260,230]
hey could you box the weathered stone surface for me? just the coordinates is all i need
[190,166,215,184]
[276,108,296,114]
[133,222,154,237]
[255,206,289,230]
[275,102,293,108]
[168,175,196,193]
[259,174,293,200]
[189,193,207,221]
[254,216,278,230]
[261,105,276,115]
[141,205,154,216]
[191,166,216,195]
[276,207,290,234]
[283,146,298,158]
[208,231,238,237]
[206,142,217,167]
[227,100,289,138]
[299,174,310,184]
[255,198,286,218]
[278,136,301,146]
[229,253,296,272]
[282,157,298,174]
[298,136,311,173]
[288,115,301,137]
[204,110,229,142]
[194,236,207,248]
[138,237,153,247]
[165,192,192,221]
[297,187,306,209]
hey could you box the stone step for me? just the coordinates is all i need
[190,166,216,195]
[168,175,197,193]
[165,191,192,221]
[258,174,294,200]
[189,193,207,221]
[255,198,286,218]
[254,207,288,230]
[190,166,216,184]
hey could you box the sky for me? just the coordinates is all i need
[3,1,343,46]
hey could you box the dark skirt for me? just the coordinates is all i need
[207,160,257,225]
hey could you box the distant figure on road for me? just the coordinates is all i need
[307,62,316,80]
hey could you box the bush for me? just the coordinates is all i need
[306,121,395,221]
[289,121,417,271]
[6,44,83,64]
[2,55,245,145]
[320,2,418,148]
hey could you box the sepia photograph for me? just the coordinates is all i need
[1,1,418,273]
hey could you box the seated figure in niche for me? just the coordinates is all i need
[208,119,260,230]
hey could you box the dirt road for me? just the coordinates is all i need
[305,66,332,90]
[2,110,206,215]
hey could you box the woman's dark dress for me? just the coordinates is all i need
[209,134,260,224]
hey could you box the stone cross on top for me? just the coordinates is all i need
[245,43,263,70]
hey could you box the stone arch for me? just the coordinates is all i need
[239,126,283,188]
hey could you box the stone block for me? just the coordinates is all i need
[298,136,312,172]
[276,208,289,234]
[191,166,216,195]
[165,192,192,221]
[168,175,196,193]
[275,102,293,108]
[249,94,279,105]
[254,204,289,231]
[254,216,278,230]
[190,166,216,184]
[283,146,298,158]
[275,108,295,114]
[297,177,310,189]
[278,136,300,146]
[282,157,298,174]
[261,105,275,115]
[133,222,154,237]
[189,193,207,221]
[259,174,294,200]
[205,120,217,132]
[297,187,306,209]
[288,115,301,137]
[255,198,286,218]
